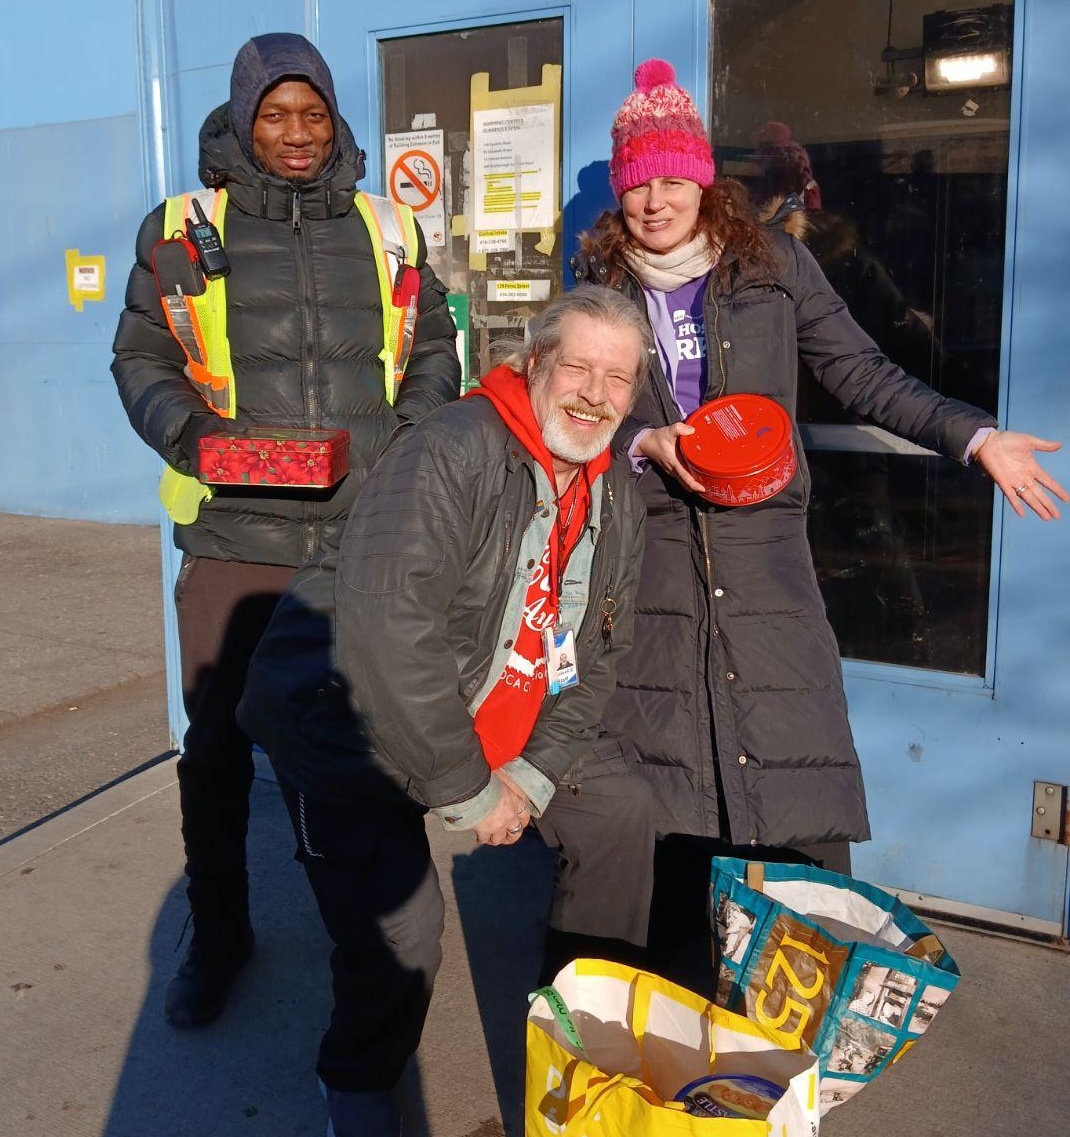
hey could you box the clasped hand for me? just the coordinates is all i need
[473,769,532,847]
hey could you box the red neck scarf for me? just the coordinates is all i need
[466,367,611,767]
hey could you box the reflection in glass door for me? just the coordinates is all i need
[380,21,564,391]
[710,0,1013,674]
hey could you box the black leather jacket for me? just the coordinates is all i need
[240,397,645,808]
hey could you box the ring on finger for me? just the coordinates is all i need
[1014,483,1030,496]
[506,823,523,836]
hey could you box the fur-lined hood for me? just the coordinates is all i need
[760,191,810,240]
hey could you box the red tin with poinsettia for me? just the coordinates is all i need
[676,394,797,507]
[198,427,350,488]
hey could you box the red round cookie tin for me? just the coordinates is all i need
[677,394,797,507]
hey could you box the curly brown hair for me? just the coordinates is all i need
[578,178,779,290]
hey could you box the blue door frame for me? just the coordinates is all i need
[142,0,1068,932]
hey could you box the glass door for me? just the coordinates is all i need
[710,0,1013,675]
[379,20,564,390]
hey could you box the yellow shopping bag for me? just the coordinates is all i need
[526,959,820,1136]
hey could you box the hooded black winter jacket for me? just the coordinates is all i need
[112,37,459,567]
[573,230,997,849]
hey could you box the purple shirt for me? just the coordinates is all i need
[643,275,709,417]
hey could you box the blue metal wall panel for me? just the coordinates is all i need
[0,3,137,129]
[847,0,1070,926]
[0,113,160,521]
[0,0,314,518]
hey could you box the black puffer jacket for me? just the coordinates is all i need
[573,231,996,848]
[112,61,459,566]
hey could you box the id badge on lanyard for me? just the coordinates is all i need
[543,623,579,696]
[543,470,585,696]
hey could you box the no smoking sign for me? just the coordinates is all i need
[389,149,442,212]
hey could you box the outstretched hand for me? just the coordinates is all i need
[974,431,1068,520]
[634,424,706,494]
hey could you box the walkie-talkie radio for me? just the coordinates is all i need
[185,198,231,280]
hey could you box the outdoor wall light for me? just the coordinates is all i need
[875,2,1011,97]
[922,5,1011,93]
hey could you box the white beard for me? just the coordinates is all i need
[541,405,619,464]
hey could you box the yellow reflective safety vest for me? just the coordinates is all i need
[157,190,420,525]
[160,189,236,417]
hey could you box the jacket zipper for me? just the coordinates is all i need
[578,481,616,651]
[293,189,320,562]
[701,282,727,828]
[707,288,728,401]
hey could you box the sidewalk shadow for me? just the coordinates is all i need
[451,833,556,1136]
[101,778,339,1136]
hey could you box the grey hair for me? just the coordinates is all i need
[490,284,654,397]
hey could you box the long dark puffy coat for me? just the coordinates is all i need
[574,231,996,848]
[112,106,459,567]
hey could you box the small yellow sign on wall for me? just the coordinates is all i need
[65,249,106,311]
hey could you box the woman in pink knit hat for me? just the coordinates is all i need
[568,59,1066,985]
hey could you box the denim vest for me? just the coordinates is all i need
[468,462,603,716]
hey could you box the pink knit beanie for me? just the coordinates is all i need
[609,59,715,199]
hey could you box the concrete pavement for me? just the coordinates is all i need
[0,513,171,838]
[1,514,1068,1136]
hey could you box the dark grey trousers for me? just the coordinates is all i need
[535,769,659,947]
[533,765,852,993]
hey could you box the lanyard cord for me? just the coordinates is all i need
[549,467,588,619]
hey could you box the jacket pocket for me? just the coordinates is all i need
[722,286,796,400]
[561,733,636,787]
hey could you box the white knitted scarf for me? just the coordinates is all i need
[622,233,718,290]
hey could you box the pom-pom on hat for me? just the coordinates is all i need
[609,59,715,199]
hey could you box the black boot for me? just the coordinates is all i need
[166,875,254,1028]
[165,920,255,1028]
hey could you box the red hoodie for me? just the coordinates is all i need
[466,366,610,769]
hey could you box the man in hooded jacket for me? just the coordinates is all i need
[111,32,459,1030]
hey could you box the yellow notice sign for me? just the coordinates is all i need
[66,249,106,311]
[458,64,561,270]
[488,279,552,303]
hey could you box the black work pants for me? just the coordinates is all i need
[534,764,851,992]
[174,555,294,929]
[276,775,445,1092]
